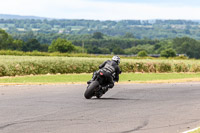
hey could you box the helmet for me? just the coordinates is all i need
[112,56,120,64]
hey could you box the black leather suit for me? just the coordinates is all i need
[96,60,121,88]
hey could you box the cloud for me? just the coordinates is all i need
[0,0,200,20]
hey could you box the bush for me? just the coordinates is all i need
[48,38,75,53]
[0,56,200,77]
[137,50,148,57]
[161,48,176,58]
[174,63,189,72]
[156,63,172,72]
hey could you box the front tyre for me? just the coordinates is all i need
[84,81,99,99]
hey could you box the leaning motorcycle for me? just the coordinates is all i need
[84,71,110,99]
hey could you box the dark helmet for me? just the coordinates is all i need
[112,56,120,65]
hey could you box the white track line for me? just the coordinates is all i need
[182,127,200,133]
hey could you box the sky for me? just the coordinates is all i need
[0,0,200,20]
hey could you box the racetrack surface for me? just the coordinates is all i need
[0,83,200,133]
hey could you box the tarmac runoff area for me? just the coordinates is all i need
[0,82,200,133]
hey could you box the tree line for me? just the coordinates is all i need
[1,18,200,39]
[1,29,200,58]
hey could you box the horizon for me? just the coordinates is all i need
[1,13,200,21]
[0,0,200,20]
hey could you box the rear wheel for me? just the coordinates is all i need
[84,81,99,99]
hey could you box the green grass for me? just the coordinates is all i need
[0,73,200,84]
[0,74,91,84]
[187,128,200,133]
[120,73,200,82]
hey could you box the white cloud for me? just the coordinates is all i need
[0,0,200,20]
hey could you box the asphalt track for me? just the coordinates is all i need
[0,83,200,133]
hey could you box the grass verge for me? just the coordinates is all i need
[183,127,200,133]
[188,129,200,133]
[0,73,200,85]
[189,129,200,133]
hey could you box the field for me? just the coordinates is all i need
[0,55,200,77]
[0,73,200,84]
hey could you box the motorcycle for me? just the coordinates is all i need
[84,71,111,99]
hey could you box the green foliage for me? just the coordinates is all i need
[137,50,148,57]
[2,27,200,59]
[0,29,48,52]
[0,29,13,49]
[1,18,200,40]
[157,62,172,72]
[124,44,154,55]
[98,48,110,54]
[1,56,200,77]
[174,55,188,59]
[173,37,200,59]
[0,50,113,57]
[1,73,200,84]
[74,46,87,53]
[161,48,176,58]
[23,39,41,52]
[12,40,23,51]
[123,32,135,38]
[113,47,125,54]
[154,41,173,54]
[174,63,189,72]
[48,38,75,53]
[125,47,143,55]
[92,32,104,39]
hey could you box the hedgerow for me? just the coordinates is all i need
[0,56,200,76]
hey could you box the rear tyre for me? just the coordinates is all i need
[84,81,99,99]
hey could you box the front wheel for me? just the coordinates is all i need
[84,81,99,99]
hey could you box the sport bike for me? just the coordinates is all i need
[84,71,111,99]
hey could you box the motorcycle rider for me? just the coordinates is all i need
[87,56,121,94]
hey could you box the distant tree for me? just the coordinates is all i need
[125,47,143,55]
[124,32,135,38]
[86,46,102,54]
[11,40,23,50]
[2,18,200,40]
[74,46,87,53]
[113,47,125,54]
[0,29,13,50]
[19,31,35,42]
[23,39,41,52]
[0,29,9,49]
[48,38,75,53]
[137,50,148,57]
[154,43,161,50]
[40,44,49,52]
[92,32,104,39]
[173,37,200,59]
[160,48,176,58]
[154,41,173,54]
[99,48,110,54]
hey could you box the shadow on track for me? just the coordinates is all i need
[92,97,140,101]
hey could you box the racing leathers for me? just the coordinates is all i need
[88,60,121,93]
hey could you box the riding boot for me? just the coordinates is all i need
[87,71,97,84]
[102,86,109,94]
